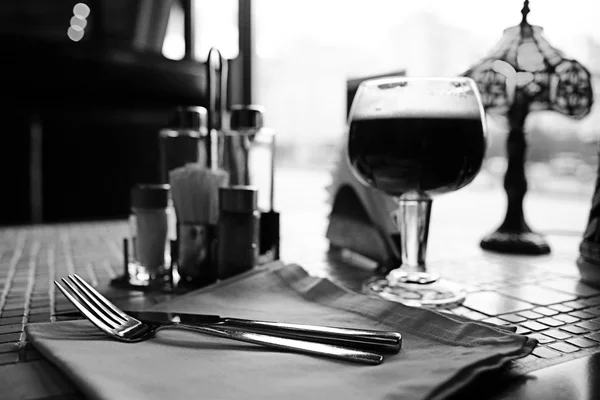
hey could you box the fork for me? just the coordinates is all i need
[54,275,384,365]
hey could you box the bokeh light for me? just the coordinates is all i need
[67,26,85,42]
[73,3,90,19]
[70,16,87,30]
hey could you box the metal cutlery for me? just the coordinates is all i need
[54,309,402,354]
[54,274,386,365]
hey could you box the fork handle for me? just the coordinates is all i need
[155,323,383,365]
[221,318,402,354]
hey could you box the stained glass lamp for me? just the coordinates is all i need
[463,0,594,254]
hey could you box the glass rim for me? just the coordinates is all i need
[358,76,477,89]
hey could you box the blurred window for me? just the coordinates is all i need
[162,0,238,61]
[162,0,185,60]
[192,0,238,60]
[253,0,600,196]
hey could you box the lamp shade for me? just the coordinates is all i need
[463,2,594,119]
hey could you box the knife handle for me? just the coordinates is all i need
[220,318,402,354]
[155,323,383,365]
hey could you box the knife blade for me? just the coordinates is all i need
[54,309,402,353]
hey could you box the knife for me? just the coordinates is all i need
[55,309,402,353]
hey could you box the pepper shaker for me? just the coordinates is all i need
[221,105,280,263]
[217,186,260,280]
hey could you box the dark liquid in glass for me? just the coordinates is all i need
[348,117,485,196]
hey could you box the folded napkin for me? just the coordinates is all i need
[26,263,536,400]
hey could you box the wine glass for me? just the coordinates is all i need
[347,77,487,308]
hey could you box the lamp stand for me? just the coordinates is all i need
[480,93,551,255]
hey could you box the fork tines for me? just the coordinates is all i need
[54,275,130,337]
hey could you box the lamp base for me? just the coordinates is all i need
[480,230,551,255]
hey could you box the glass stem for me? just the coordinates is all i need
[396,191,432,274]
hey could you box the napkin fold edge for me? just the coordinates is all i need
[24,324,105,400]
[426,337,538,400]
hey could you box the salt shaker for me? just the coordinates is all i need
[129,184,175,281]
[217,186,260,280]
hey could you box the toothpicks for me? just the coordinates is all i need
[169,164,229,225]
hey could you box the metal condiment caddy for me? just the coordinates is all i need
[111,47,280,293]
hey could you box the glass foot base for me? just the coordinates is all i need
[362,276,466,308]
[480,231,551,255]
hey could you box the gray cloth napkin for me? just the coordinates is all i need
[26,263,536,400]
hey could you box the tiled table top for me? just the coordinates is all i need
[0,168,595,399]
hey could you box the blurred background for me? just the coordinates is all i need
[1,0,598,226]
[245,0,600,198]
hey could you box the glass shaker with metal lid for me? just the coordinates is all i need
[219,105,275,209]
[159,106,209,183]
[128,184,174,283]
[219,105,279,263]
